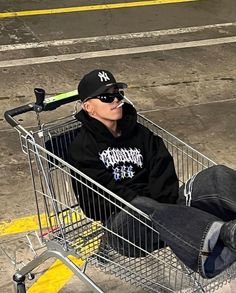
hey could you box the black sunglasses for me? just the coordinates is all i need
[87,91,125,103]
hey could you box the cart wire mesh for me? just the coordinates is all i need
[16,113,236,293]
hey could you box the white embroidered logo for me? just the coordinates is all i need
[99,147,143,181]
[112,165,135,181]
[98,71,110,82]
[99,147,143,168]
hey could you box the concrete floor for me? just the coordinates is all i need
[0,0,236,292]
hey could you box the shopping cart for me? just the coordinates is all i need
[4,88,236,293]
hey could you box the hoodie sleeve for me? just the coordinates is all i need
[145,130,179,204]
[69,135,138,203]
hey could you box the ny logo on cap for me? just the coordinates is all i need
[98,71,110,82]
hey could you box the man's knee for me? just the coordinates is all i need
[130,196,159,214]
[198,164,236,190]
[210,164,235,176]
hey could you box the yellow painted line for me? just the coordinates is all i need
[27,256,84,293]
[0,214,46,237]
[0,0,197,18]
[0,213,99,292]
[0,210,84,237]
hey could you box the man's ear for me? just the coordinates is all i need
[82,101,94,115]
[81,101,89,111]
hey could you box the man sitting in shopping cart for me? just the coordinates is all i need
[69,69,236,279]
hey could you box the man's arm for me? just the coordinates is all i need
[146,132,179,204]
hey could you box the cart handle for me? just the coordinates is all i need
[4,103,35,127]
[4,88,79,128]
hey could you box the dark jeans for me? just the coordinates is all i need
[106,165,236,278]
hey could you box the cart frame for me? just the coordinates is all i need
[4,89,236,293]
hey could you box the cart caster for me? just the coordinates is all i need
[13,275,26,293]
[16,282,26,293]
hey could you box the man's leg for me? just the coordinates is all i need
[177,164,236,275]
[105,196,164,257]
[178,165,236,220]
[149,203,236,278]
[106,195,236,278]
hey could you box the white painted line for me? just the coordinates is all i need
[1,36,236,68]
[138,98,236,113]
[0,22,236,52]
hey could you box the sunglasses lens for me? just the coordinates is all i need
[98,91,124,103]
[98,95,114,103]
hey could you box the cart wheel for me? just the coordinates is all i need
[16,283,26,293]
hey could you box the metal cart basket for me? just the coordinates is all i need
[4,89,236,293]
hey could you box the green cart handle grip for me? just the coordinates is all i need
[4,88,79,127]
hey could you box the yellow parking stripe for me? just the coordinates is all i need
[0,214,94,292]
[0,214,45,236]
[27,256,84,293]
[0,210,84,236]
[0,0,197,18]
[0,212,100,292]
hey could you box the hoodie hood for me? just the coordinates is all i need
[75,103,137,141]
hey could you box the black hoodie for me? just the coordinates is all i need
[69,103,178,221]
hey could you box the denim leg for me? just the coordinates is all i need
[106,196,220,267]
[106,196,164,257]
[149,204,222,276]
[178,165,236,221]
[106,194,236,278]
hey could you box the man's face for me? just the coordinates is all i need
[83,87,124,123]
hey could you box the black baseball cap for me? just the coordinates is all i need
[78,69,127,102]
